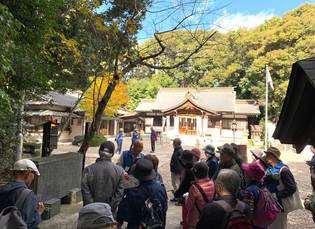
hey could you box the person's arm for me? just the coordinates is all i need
[278,168,297,199]
[186,185,197,227]
[117,152,124,167]
[21,192,41,229]
[81,167,94,205]
[110,170,125,213]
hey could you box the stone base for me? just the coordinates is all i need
[61,188,82,204]
[42,198,61,220]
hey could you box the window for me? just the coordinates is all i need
[153,116,162,126]
[222,119,232,129]
[170,116,174,127]
[208,117,219,128]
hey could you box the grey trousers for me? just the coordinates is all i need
[171,172,181,192]
[268,212,288,229]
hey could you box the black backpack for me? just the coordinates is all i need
[214,200,252,229]
[0,189,32,229]
[140,188,164,229]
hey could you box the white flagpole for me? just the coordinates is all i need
[265,65,268,150]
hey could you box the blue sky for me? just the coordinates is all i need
[138,0,314,41]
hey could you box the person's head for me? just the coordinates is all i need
[192,162,209,180]
[132,159,156,182]
[219,144,235,165]
[144,154,159,172]
[77,202,117,229]
[132,140,143,156]
[191,148,201,161]
[119,128,123,133]
[99,141,115,159]
[203,144,215,159]
[242,161,265,184]
[13,159,40,187]
[151,126,154,131]
[264,146,281,167]
[215,169,241,197]
[180,150,195,168]
[173,138,181,149]
[230,143,239,155]
[311,145,315,154]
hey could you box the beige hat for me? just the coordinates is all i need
[13,159,40,176]
[265,146,281,161]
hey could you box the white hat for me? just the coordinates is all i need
[13,159,40,176]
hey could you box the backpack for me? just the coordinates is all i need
[253,188,282,227]
[214,200,252,229]
[140,188,164,229]
[0,189,32,229]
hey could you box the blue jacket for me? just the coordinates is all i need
[206,157,219,179]
[131,131,139,143]
[116,132,123,145]
[264,162,297,203]
[117,180,168,229]
[120,150,144,173]
[0,181,40,229]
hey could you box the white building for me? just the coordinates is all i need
[135,87,260,146]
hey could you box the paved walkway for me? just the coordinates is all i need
[45,135,314,229]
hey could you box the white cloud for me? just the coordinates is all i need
[213,11,275,33]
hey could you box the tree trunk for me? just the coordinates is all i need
[78,78,118,164]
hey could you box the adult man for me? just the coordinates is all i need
[0,159,45,229]
[150,127,158,153]
[115,128,124,154]
[170,138,184,195]
[216,143,242,176]
[196,169,251,229]
[77,202,117,229]
[117,159,168,229]
[81,141,124,215]
[263,146,298,229]
[130,129,140,150]
[203,144,218,179]
[117,140,144,174]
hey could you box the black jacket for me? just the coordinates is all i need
[174,165,194,199]
[170,146,184,174]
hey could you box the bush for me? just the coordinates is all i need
[72,134,107,147]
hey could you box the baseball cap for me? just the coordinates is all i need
[77,202,117,229]
[13,159,40,176]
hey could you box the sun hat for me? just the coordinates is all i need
[203,144,215,155]
[218,143,235,157]
[264,146,281,161]
[13,159,40,176]
[77,202,117,229]
[132,159,156,181]
[180,150,195,165]
[191,148,201,160]
[242,161,265,182]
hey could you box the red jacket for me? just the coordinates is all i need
[185,178,215,227]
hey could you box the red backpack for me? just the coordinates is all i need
[214,200,252,229]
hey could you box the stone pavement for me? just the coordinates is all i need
[40,135,314,228]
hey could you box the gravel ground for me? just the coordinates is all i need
[54,135,315,229]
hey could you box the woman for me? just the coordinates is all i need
[185,162,215,228]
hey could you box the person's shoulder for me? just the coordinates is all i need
[203,201,224,213]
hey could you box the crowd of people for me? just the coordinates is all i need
[1,135,315,229]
